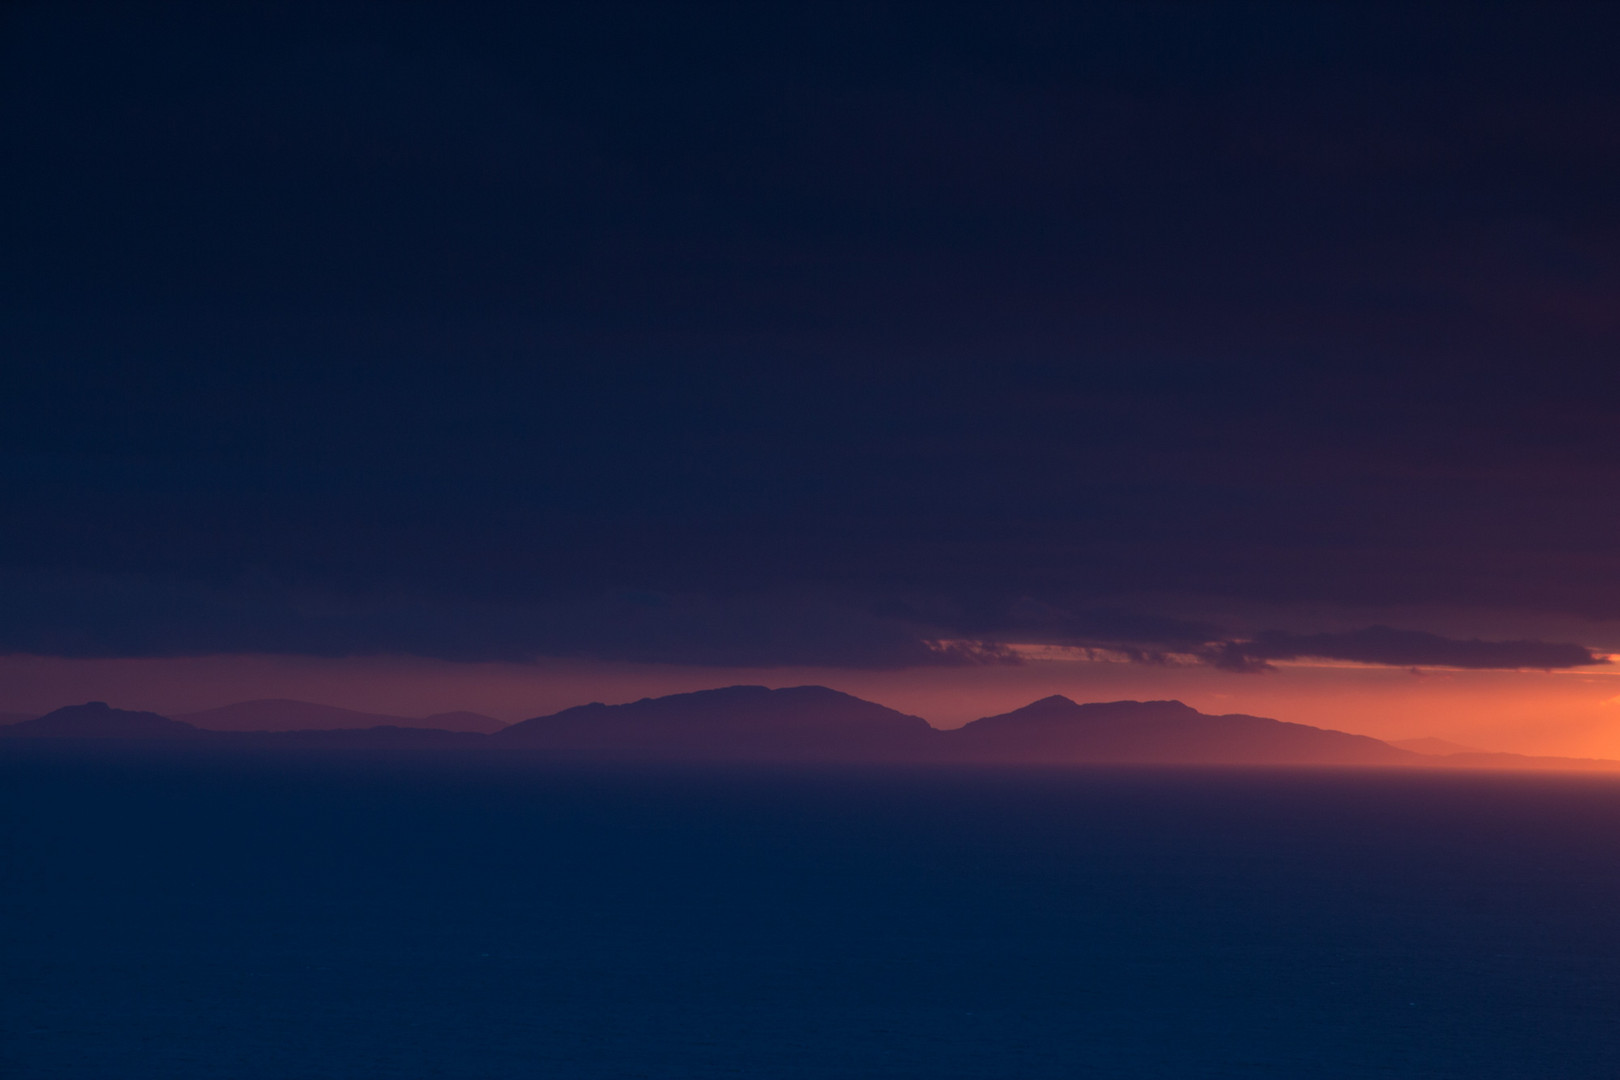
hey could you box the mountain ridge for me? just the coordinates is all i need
[493,684,934,760]
[950,696,1414,765]
[6,686,1617,770]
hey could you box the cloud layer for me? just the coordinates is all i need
[0,571,1603,675]
[1199,627,1607,674]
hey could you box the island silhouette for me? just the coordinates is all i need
[6,686,1617,769]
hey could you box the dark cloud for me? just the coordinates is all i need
[1201,627,1608,674]
[996,600,1219,649]
[3,4,1620,665]
[0,570,1019,670]
[0,567,1607,676]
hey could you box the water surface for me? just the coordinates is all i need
[4,747,1618,1077]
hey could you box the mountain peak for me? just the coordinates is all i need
[991,696,1197,722]
[5,702,198,739]
[495,683,933,757]
[954,697,1407,765]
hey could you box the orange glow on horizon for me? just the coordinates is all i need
[4,651,1620,761]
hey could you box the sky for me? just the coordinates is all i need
[5,3,1620,754]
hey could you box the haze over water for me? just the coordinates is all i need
[5,748,1618,1078]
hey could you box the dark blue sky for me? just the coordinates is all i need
[5,2,1620,671]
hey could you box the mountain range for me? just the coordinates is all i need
[4,686,1617,770]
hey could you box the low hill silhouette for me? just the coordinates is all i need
[946,696,1417,765]
[1391,737,1482,756]
[493,685,934,759]
[174,699,506,734]
[221,725,488,748]
[1424,750,1620,771]
[421,711,509,733]
[3,701,200,739]
[0,701,490,746]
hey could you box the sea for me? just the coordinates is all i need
[3,745,1619,1078]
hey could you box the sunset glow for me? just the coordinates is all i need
[8,649,1620,759]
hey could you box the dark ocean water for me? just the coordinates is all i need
[4,747,1619,1078]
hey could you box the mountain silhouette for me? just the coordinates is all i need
[226,725,488,748]
[946,696,1416,765]
[421,711,509,733]
[3,701,200,739]
[493,684,934,759]
[174,699,506,734]
[15,688,1608,769]
[492,686,1422,765]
